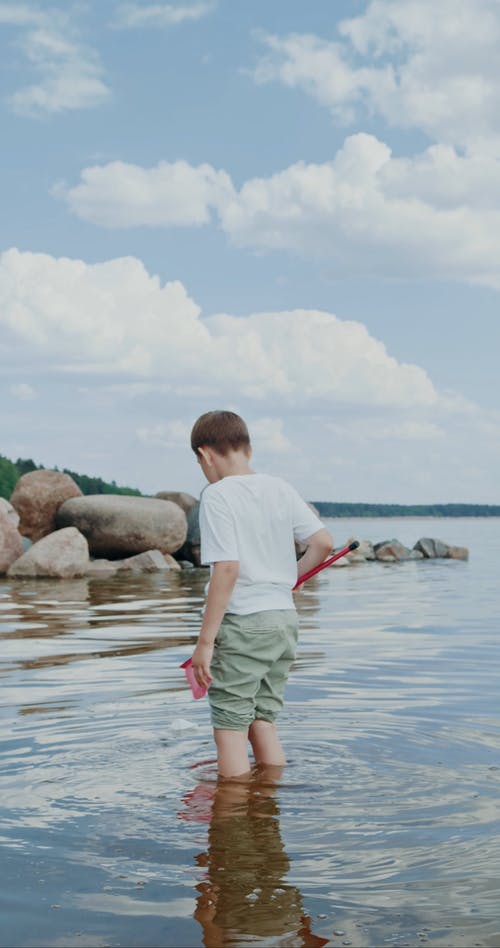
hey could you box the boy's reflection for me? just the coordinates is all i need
[181,767,329,947]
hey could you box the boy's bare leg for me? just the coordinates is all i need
[214,728,251,778]
[248,719,286,766]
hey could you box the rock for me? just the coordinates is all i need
[409,549,424,559]
[87,559,119,577]
[175,502,201,566]
[0,510,24,574]
[179,560,195,570]
[8,527,89,579]
[117,550,169,572]
[164,553,181,571]
[345,536,375,562]
[56,495,187,557]
[374,539,413,561]
[414,537,450,558]
[155,491,198,515]
[10,470,82,541]
[446,545,469,560]
[0,497,20,528]
[330,548,351,566]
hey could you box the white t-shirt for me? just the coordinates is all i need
[199,473,324,615]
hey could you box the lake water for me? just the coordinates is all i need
[1,517,499,948]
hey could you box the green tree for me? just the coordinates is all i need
[0,456,20,500]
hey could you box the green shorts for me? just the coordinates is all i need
[208,610,299,731]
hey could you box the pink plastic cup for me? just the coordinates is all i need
[180,657,210,700]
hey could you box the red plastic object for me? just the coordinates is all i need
[293,540,359,589]
[180,656,211,699]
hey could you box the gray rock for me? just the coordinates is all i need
[117,549,169,572]
[409,549,424,560]
[374,539,412,561]
[56,495,187,557]
[10,470,82,541]
[0,510,24,574]
[414,537,450,558]
[175,502,201,566]
[8,527,89,579]
[155,491,198,515]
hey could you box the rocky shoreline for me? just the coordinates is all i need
[0,470,469,580]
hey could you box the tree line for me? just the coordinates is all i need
[313,502,500,517]
[0,455,142,501]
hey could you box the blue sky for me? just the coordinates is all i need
[1,0,499,503]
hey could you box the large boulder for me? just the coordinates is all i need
[0,510,24,574]
[10,470,82,541]
[8,527,89,578]
[0,497,20,528]
[175,502,201,566]
[155,491,198,515]
[56,494,187,557]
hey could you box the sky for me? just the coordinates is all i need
[1,0,499,504]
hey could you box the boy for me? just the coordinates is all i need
[190,411,333,778]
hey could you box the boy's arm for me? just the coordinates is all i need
[296,528,333,583]
[191,560,239,688]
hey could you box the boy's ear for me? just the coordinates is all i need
[197,446,212,465]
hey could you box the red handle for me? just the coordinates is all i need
[293,541,359,589]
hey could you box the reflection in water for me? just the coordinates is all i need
[182,770,329,948]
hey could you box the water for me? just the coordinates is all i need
[0,518,499,948]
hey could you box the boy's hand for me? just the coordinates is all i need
[192,641,214,688]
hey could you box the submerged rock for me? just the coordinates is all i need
[10,470,82,542]
[56,494,187,557]
[8,527,89,578]
[117,549,169,572]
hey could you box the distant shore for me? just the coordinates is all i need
[314,503,500,518]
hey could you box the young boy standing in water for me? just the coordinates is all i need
[190,411,333,778]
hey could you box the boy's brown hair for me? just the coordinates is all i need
[191,410,251,457]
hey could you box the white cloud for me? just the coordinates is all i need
[0,4,110,116]
[219,134,500,288]
[10,382,36,400]
[113,2,216,29]
[251,417,292,454]
[60,136,500,288]
[253,0,500,152]
[328,419,444,443]
[1,248,498,502]
[56,160,234,227]
[0,248,437,411]
[0,248,207,375]
[137,420,191,446]
[0,4,44,26]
